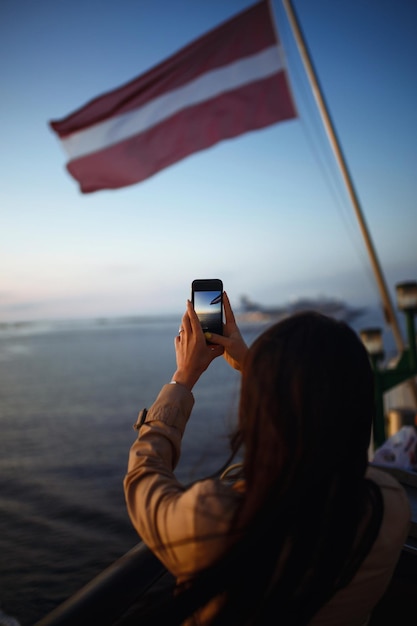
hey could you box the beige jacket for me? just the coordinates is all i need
[124,383,411,625]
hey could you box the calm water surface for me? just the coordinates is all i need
[0,307,395,624]
[0,317,250,625]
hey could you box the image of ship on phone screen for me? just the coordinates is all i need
[191,279,223,335]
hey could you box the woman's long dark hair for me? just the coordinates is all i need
[136,312,383,625]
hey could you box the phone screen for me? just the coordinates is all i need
[192,279,223,336]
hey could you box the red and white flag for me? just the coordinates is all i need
[49,1,297,193]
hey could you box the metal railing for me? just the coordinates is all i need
[33,541,169,626]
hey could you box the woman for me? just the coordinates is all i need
[123,292,410,625]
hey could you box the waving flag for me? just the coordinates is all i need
[49,1,297,193]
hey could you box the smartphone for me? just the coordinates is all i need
[191,279,223,336]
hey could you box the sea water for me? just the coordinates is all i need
[0,308,403,625]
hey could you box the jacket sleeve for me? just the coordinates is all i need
[123,383,239,579]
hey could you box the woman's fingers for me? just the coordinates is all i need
[183,306,192,329]
[204,331,226,346]
[186,299,202,332]
[223,292,236,325]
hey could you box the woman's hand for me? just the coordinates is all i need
[172,300,224,391]
[204,292,248,371]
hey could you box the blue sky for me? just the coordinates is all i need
[1,0,416,322]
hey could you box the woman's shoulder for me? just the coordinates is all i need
[366,464,411,542]
[366,463,411,495]
[366,464,410,512]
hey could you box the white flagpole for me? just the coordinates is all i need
[280,0,417,410]
[279,0,408,356]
